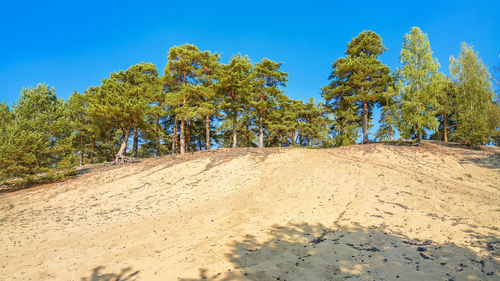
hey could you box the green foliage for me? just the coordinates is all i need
[376,84,399,141]
[329,98,361,147]
[322,58,362,148]
[0,84,74,185]
[216,54,253,148]
[266,97,330,147]
[89,63,161,160]
[4,39,500,190]
[323,30,390,143]
[396,27,441,143]
[250,58,288,148]
[449,43,498,145]
[297,98,331,147]
[164,43,220,153]
[267,97,302,146]
[0,102,13,135]
[487,101,500,146]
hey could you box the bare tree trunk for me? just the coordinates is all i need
[443,112,448,143]
[172,117,178,154]
[245,120,250,145]
[205,115,210,150]
[89,138,95,164]
[417,130,423,144]
[258,115,264,148]
[232,113,237,148]
[186,121,191,153]
[133,127,138,158]
[362,100,368,143]
[156,117,161,156]
[115,128,130,162]
[180,118,185,154]
[79,134,84,166]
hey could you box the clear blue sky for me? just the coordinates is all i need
[1,0,499,135]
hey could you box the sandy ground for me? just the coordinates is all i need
[0,142,499,281]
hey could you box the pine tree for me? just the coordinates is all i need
[267,97,302,146]
[164,43,220,154]
[68,91,90,166]
[89,63,160,163]
[216,54,253,148]
[322,66,361,147]
[450,43,497,145]
[141,84,168,157]
[397,27,440,143]
[196,53,220,151]
[251,58,288,148]
[329,98,361,147]
[297,98,330,147]
[83,86,114,163]
[0,84,73,184]
[0,102,12,135]
[323,31,390,144]
[0,103,14,181]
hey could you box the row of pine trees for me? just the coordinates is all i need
[0,27,498,186]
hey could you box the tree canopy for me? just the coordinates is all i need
[396,27,441,143]
[322,30,391,143]
[450,43,497,145]
[1,33,499,188]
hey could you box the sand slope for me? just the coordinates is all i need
[1,142,499,281]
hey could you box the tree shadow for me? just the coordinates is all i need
[180,223,499,281]
[459,151,500,170]
[81,266,140,281]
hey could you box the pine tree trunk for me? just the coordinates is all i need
[180,118,185,154]
[362,100,368,143]
[205,115,210,150]
[245,121,250,145]
[258,115,264,148]
[115,128,130,162]
[79,134,84,166]
[186,121,191,152]
[133,127,138,158]
[89,138,95,164]
[172,117,178,154]
[156,117,161,156]
[390,126,394,141]
[232,113,237,148]
[443,112,448,143]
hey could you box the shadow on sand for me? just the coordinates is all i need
[460,151,500,170]
[81,266,139,281]
[180,223,499,281]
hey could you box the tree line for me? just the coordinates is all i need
[322,27,499,147]
[0,26,498,186]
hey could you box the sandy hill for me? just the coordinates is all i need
[0,142,499,281]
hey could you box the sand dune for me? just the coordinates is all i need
[1,142,499,281]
